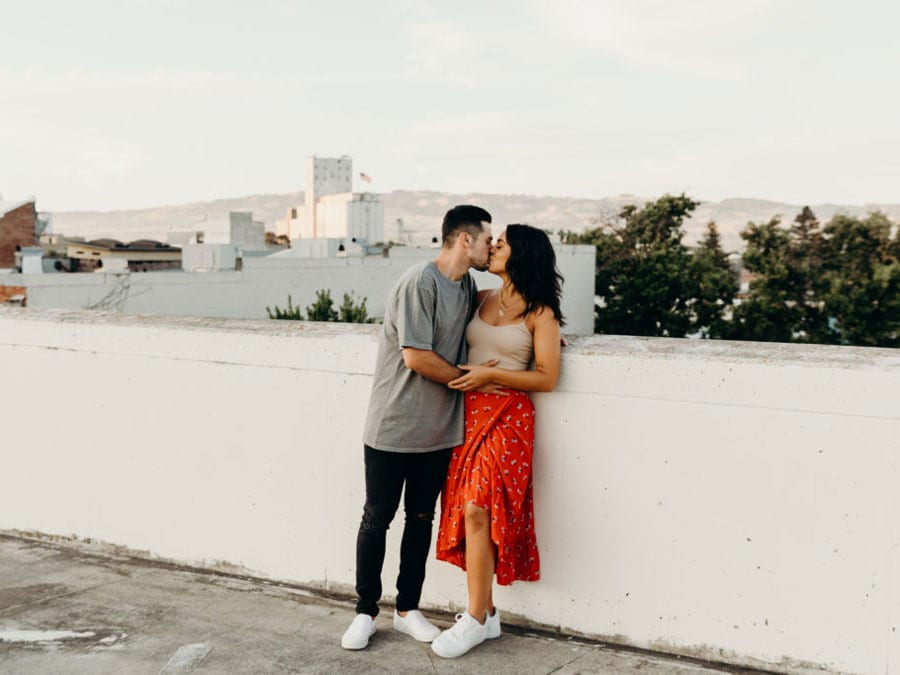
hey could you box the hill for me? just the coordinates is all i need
[51,191,900,252]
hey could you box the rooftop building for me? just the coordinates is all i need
[0,199,37,268]
[66,238,181,272]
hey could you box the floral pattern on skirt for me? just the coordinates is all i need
[436,389,540,585]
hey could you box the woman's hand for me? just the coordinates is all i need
[448,364,495,391]
[473,382,510,396]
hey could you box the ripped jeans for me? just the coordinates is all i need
[355,445,452,617]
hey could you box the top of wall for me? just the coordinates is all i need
[2,307,897,372]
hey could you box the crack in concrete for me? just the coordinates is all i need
[0,576,137,615]
[545,645,595,674]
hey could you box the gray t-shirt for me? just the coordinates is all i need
[363,261,476,453]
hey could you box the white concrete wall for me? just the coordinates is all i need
[0,308,897,673]
[315,193,384,243]
[13,244,597,335]
[196,214,237,245]
[317,194,353,239]
[309,156,353,197]
[190,212,264,251]
[274,207,302,239]
[231,217,265,251]
[347,197,384,243]
[182,244,237,271]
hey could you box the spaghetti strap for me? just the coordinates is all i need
[471,290,492,323]
[476,291,491,313]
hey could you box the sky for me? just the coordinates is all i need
[2,0,899,211]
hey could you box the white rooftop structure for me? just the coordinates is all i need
[167,212,265,251]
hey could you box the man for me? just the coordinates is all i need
[341,205,493,650]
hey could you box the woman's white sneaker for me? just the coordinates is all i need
[431,612,488,658]
[341,614,376,650]
[393,609,441,642]
[486,607,501,639]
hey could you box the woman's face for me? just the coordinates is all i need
[489,230,511,274]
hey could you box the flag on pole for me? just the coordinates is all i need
[359,172,372,184]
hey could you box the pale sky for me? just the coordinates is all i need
[2,0,898,211]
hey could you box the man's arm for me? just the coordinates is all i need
[402,347,464,384]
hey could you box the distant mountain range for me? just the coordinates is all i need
[51,191,900,251]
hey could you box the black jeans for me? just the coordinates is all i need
[355,444,452,617]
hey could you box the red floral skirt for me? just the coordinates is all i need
[436,390,540,585]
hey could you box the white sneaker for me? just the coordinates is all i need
[486,607,501,639]
[431,612,488,658]
[393,609,441,642]
[341,614,376,650]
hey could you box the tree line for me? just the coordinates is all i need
[563,194,900,348]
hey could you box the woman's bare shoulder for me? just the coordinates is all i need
[526,305,560,328]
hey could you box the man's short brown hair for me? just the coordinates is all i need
[441,205,492,246]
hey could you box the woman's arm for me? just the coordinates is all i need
[448,308,562,393]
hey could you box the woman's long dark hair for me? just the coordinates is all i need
[505,224,565,326]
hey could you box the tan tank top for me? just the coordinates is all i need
[466,295,534,371]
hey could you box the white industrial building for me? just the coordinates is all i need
[168,211,265,251]
[276,155,384,248]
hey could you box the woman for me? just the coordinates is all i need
[432,224,564,658]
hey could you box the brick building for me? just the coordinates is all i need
[0,200,37,268]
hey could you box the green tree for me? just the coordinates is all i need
[338,292,373,323]
[786,206,828,341]
[727,209,899,347]
[564,194,738,338]
[570,194,700,336]
[687,222,738,338]
[725,217,796,342]
[266,294,303,320]
[891,221,900,262]
[819,212,900,347]
[305,289,340,322]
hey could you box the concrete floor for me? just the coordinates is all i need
[0,534,768,674]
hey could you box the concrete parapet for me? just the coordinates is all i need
[0,307,897,673]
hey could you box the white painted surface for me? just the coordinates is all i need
[168,212,265,251]
[181,244,238,271]
[20,257,43,274]
[13,244,597,335]
[0,631,96,643]
[2,309,897,673]
[316,192,384,243]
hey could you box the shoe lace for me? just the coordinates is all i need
[449,612,485,639]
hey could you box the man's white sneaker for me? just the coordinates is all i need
[486,607,501,639]
[341,614,376,650]
[393,609,441,642]
[431,612,488,658]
